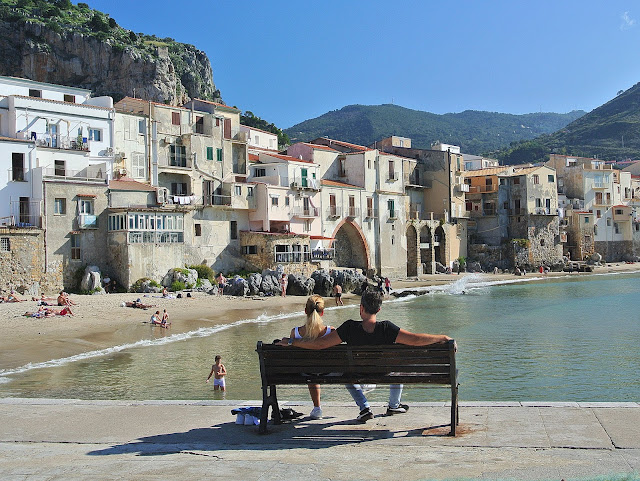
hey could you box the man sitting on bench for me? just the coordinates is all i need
[278,288,453,423]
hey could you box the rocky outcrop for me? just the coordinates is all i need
[311,270,334,297]
[0,19,220,104]
[286,274,315,297]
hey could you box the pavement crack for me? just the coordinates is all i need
[181,450,222,459]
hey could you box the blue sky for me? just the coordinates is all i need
[87,1,640,128]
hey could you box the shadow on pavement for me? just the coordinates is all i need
[87,415,446,457]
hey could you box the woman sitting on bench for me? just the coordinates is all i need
[287,295,334,420]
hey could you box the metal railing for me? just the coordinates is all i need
[468,184,497,193]
[33,136,89,152]
[292,206,319,217]
[326,206,343,218]
[43,167,108,182]
[274,252,306,263]
[346,207,360,218]
[7,169,26,182]
[311,248,335,260]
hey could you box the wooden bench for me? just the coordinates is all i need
[256,340,459,435]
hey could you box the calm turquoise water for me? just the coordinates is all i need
[1,272,639,402]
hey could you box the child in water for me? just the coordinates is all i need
[206,355,227,391]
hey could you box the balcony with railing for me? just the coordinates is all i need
[364,208,377,219]
[292,206,319,218]
[290,176,320,191]
[533,207,554,215]
[30,134,89,152]
[311,248,335,260]
[346,206,360,218]
[42,165,109,183]
[326,206,343,219]
[468,184,498,194]
[7,200,41,228]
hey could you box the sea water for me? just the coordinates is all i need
[1,272,639,402]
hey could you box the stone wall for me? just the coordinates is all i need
[0,228,60,294]
[594,240,633,262]
[239,231,317,276]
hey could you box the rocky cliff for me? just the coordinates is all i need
[0,2,220,105]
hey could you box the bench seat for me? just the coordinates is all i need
[256,340,458,435]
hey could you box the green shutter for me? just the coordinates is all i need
[217,148,223,161]
[207,147,213,160]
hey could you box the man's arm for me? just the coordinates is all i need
[276,330,342,350]
[395,329,452,346]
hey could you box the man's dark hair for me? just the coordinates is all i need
[361,288,383,314]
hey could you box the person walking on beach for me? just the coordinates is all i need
[206,355,227,391]
[278,289,453,423]
[333,283,343,306]
[286,295,335,419]
[280,273,288,297]
[216,273,226,296]
[384,277,391,296]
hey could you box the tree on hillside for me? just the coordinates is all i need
[241,111,290,148]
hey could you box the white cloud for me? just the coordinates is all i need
[620,11,636,30]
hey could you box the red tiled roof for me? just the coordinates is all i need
[264,153,314,164]
[321,179,362,189]
[301,142,339,152]
[248,153,260,162]
[109,178,157,192]
[0,135,32,143]
[314,138,372,152]
[76,193,97,198]
[190,98,240,112]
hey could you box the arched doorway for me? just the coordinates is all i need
[420,225,432,273]
[435,225,446,267]
[406,225,418,277]
[332,221,369,270]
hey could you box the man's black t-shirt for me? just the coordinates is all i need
[336,319,400,345]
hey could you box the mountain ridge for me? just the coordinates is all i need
[285,103,585,155]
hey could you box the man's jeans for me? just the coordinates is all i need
[345,384,403,410]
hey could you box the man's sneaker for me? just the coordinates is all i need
[386,404,409,415]
[356,407,373,423]
[309,406,323,419]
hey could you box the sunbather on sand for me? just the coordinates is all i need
[125,298,155,309]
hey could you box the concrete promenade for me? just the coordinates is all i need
[0,398,639,480]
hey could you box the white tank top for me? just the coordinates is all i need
[293,325,332,339]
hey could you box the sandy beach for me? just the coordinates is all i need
[1,264,638,372]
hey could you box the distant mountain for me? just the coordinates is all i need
[285,104,585,155]
[522,82,640,162]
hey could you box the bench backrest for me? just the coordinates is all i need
[256,340,457,386]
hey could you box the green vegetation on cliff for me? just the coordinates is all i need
[0,0,220,102]
[241,111,290,148]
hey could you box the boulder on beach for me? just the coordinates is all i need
[80,265,101,291]
[225,276,249,296]
[287,274,315,296]
[311,270,334,296]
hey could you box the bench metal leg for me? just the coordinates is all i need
[259,384,281,435]
[449,383,459,436]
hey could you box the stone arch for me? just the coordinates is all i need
[406,224,418,277]
[435,225,446,267]
[330,220,370,271]
[420,225,433,273]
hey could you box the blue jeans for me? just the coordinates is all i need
[345,384,403,410]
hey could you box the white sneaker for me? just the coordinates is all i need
[309,406,323,419]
